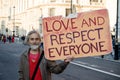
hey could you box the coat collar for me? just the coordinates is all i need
[23,47,43,59]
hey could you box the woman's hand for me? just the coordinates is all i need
[64,56,74,63]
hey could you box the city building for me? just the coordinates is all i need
[117,0,120,42]
[0,0,115,38]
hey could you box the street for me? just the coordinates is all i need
[0,42,27,80]
[0,42,120,80]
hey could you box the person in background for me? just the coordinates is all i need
[12,35,14,43]
[21,35,25,42]
[3,35,6,44]
[8,35,12,43]
[18,30,74,80]
[1,34,4,42]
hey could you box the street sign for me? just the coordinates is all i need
[42,9,112,60]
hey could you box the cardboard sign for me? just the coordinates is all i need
[42,9,112,60]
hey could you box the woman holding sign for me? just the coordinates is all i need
[18,30,73,80]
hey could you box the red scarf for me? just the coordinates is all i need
[29,53,42,80]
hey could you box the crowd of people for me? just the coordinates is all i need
[0,34,26,44]
[0,34,15,43]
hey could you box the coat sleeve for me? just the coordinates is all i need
[46,60,69,74]
[18,54,24,80]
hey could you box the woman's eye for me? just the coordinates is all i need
[30,38,34,40]
[30,38,39,41]
[35,38,39,40]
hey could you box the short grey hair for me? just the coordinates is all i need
[25,30,41,44]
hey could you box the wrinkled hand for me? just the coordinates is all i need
[64,56,74,62]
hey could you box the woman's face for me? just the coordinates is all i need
[28,33,41,45]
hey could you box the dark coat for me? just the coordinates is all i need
[18,48,69,80]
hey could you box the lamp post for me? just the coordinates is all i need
[13,6,15,36]
[39,16,43,34]
[114,0,119,60]
[71,0,73,14]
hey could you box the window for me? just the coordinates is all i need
[76,0,79,4]
[66,8,71,16]
[49,8,55,16]
[90,0,99,4]
[50,0,56,2]
[100,0,103,3]
[93,0,98,2]
[90,0,98,2]
[1,20,5,25]
[65,0,71,3]
[16,26,19,36]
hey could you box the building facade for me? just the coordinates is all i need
[0,0,106,37]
